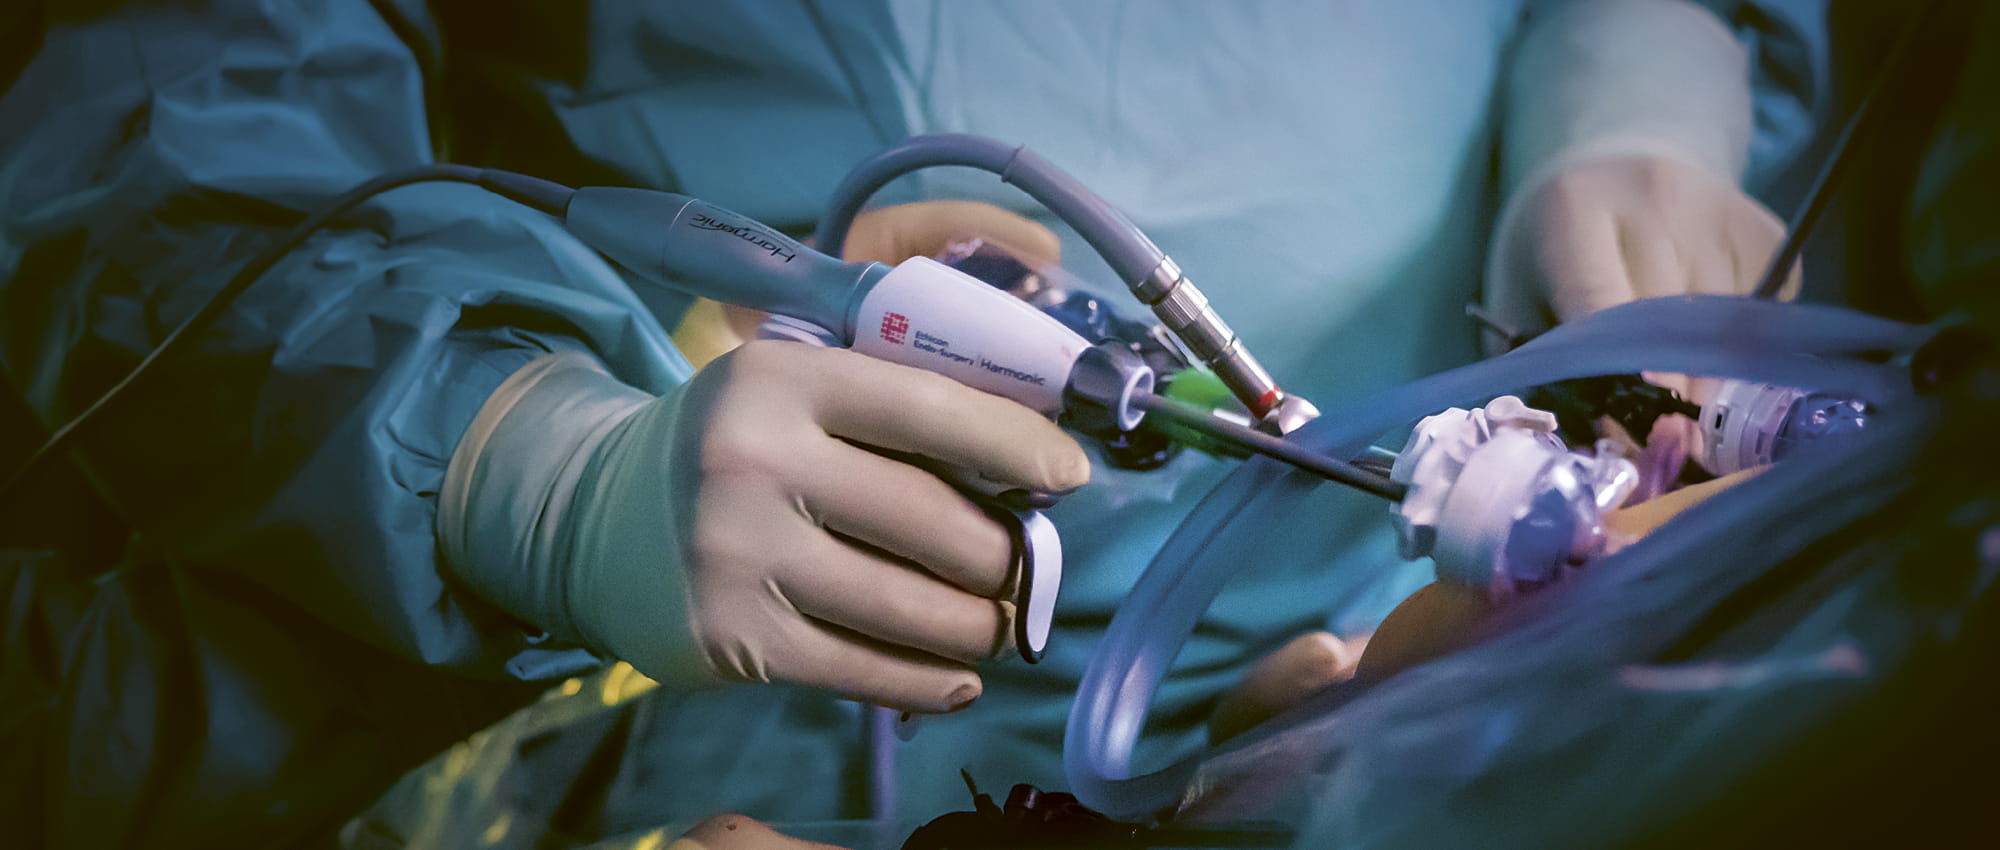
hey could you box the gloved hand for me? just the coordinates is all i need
[672,200,1062,368]
[1207,631,1367,744]
[839,198,1063,269]
[1483,0,1800,360]
[668,814,846,850]
[1485,152,1797,347]
[438,340,1090,713]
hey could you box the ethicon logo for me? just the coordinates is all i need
[880,312,910,345]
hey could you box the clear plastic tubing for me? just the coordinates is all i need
[1064,295,1932,820]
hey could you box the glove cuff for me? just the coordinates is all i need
[439,351,652,645]
[1500,0,1752,195]
[1484,0,1756,352]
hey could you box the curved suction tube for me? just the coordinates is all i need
[814,134,1308,428]
[1063,296,1935,821]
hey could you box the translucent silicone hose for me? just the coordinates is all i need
[1064,296,1932,820]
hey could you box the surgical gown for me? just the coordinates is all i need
[0,1,1825,846]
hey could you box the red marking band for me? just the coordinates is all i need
[1255,388,1281,416]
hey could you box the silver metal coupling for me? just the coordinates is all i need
[1133,256,1306,430]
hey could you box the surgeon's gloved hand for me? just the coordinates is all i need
[438,343,1090,713]
[1486,153,1797,412]
[1484,0,1802,364]
[1207,631,1367,744]
[840,198,1063,269]
[1486,152,1798,351]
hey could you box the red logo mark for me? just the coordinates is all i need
[880,312,910,345]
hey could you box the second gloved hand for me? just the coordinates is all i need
[1482,0,1801,358]
[1484,152,1798,351]
[438,342,1090,713]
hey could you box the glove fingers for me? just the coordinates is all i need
[784,536,1013,664]
[1535,203,1633,323]
[1208,631,1365,745]
[806,349,1091,493]
[842,200,1062,267]
[1729,200,1800,300]
[1685,225,1741,297]
[1617,220,1687,302]
[779,612,986,713]
[804,440,1014,597]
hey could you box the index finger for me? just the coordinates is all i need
[1535,203,1635,323]
[804,348,1091,493]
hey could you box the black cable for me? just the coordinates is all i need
[0,165,574,503]
[1132,393,1407,502]
[1752,0,1942,299]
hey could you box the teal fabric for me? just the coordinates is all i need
[0,1,1824,846]
[0,2,691,845]
[1907,1,2000,310]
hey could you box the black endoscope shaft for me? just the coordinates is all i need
[1133,393,1407,502]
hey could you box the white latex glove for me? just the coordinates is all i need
[1484,0,1799,360]
[438,343,1090,713]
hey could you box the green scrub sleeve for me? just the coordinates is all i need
[0,0,689,845]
